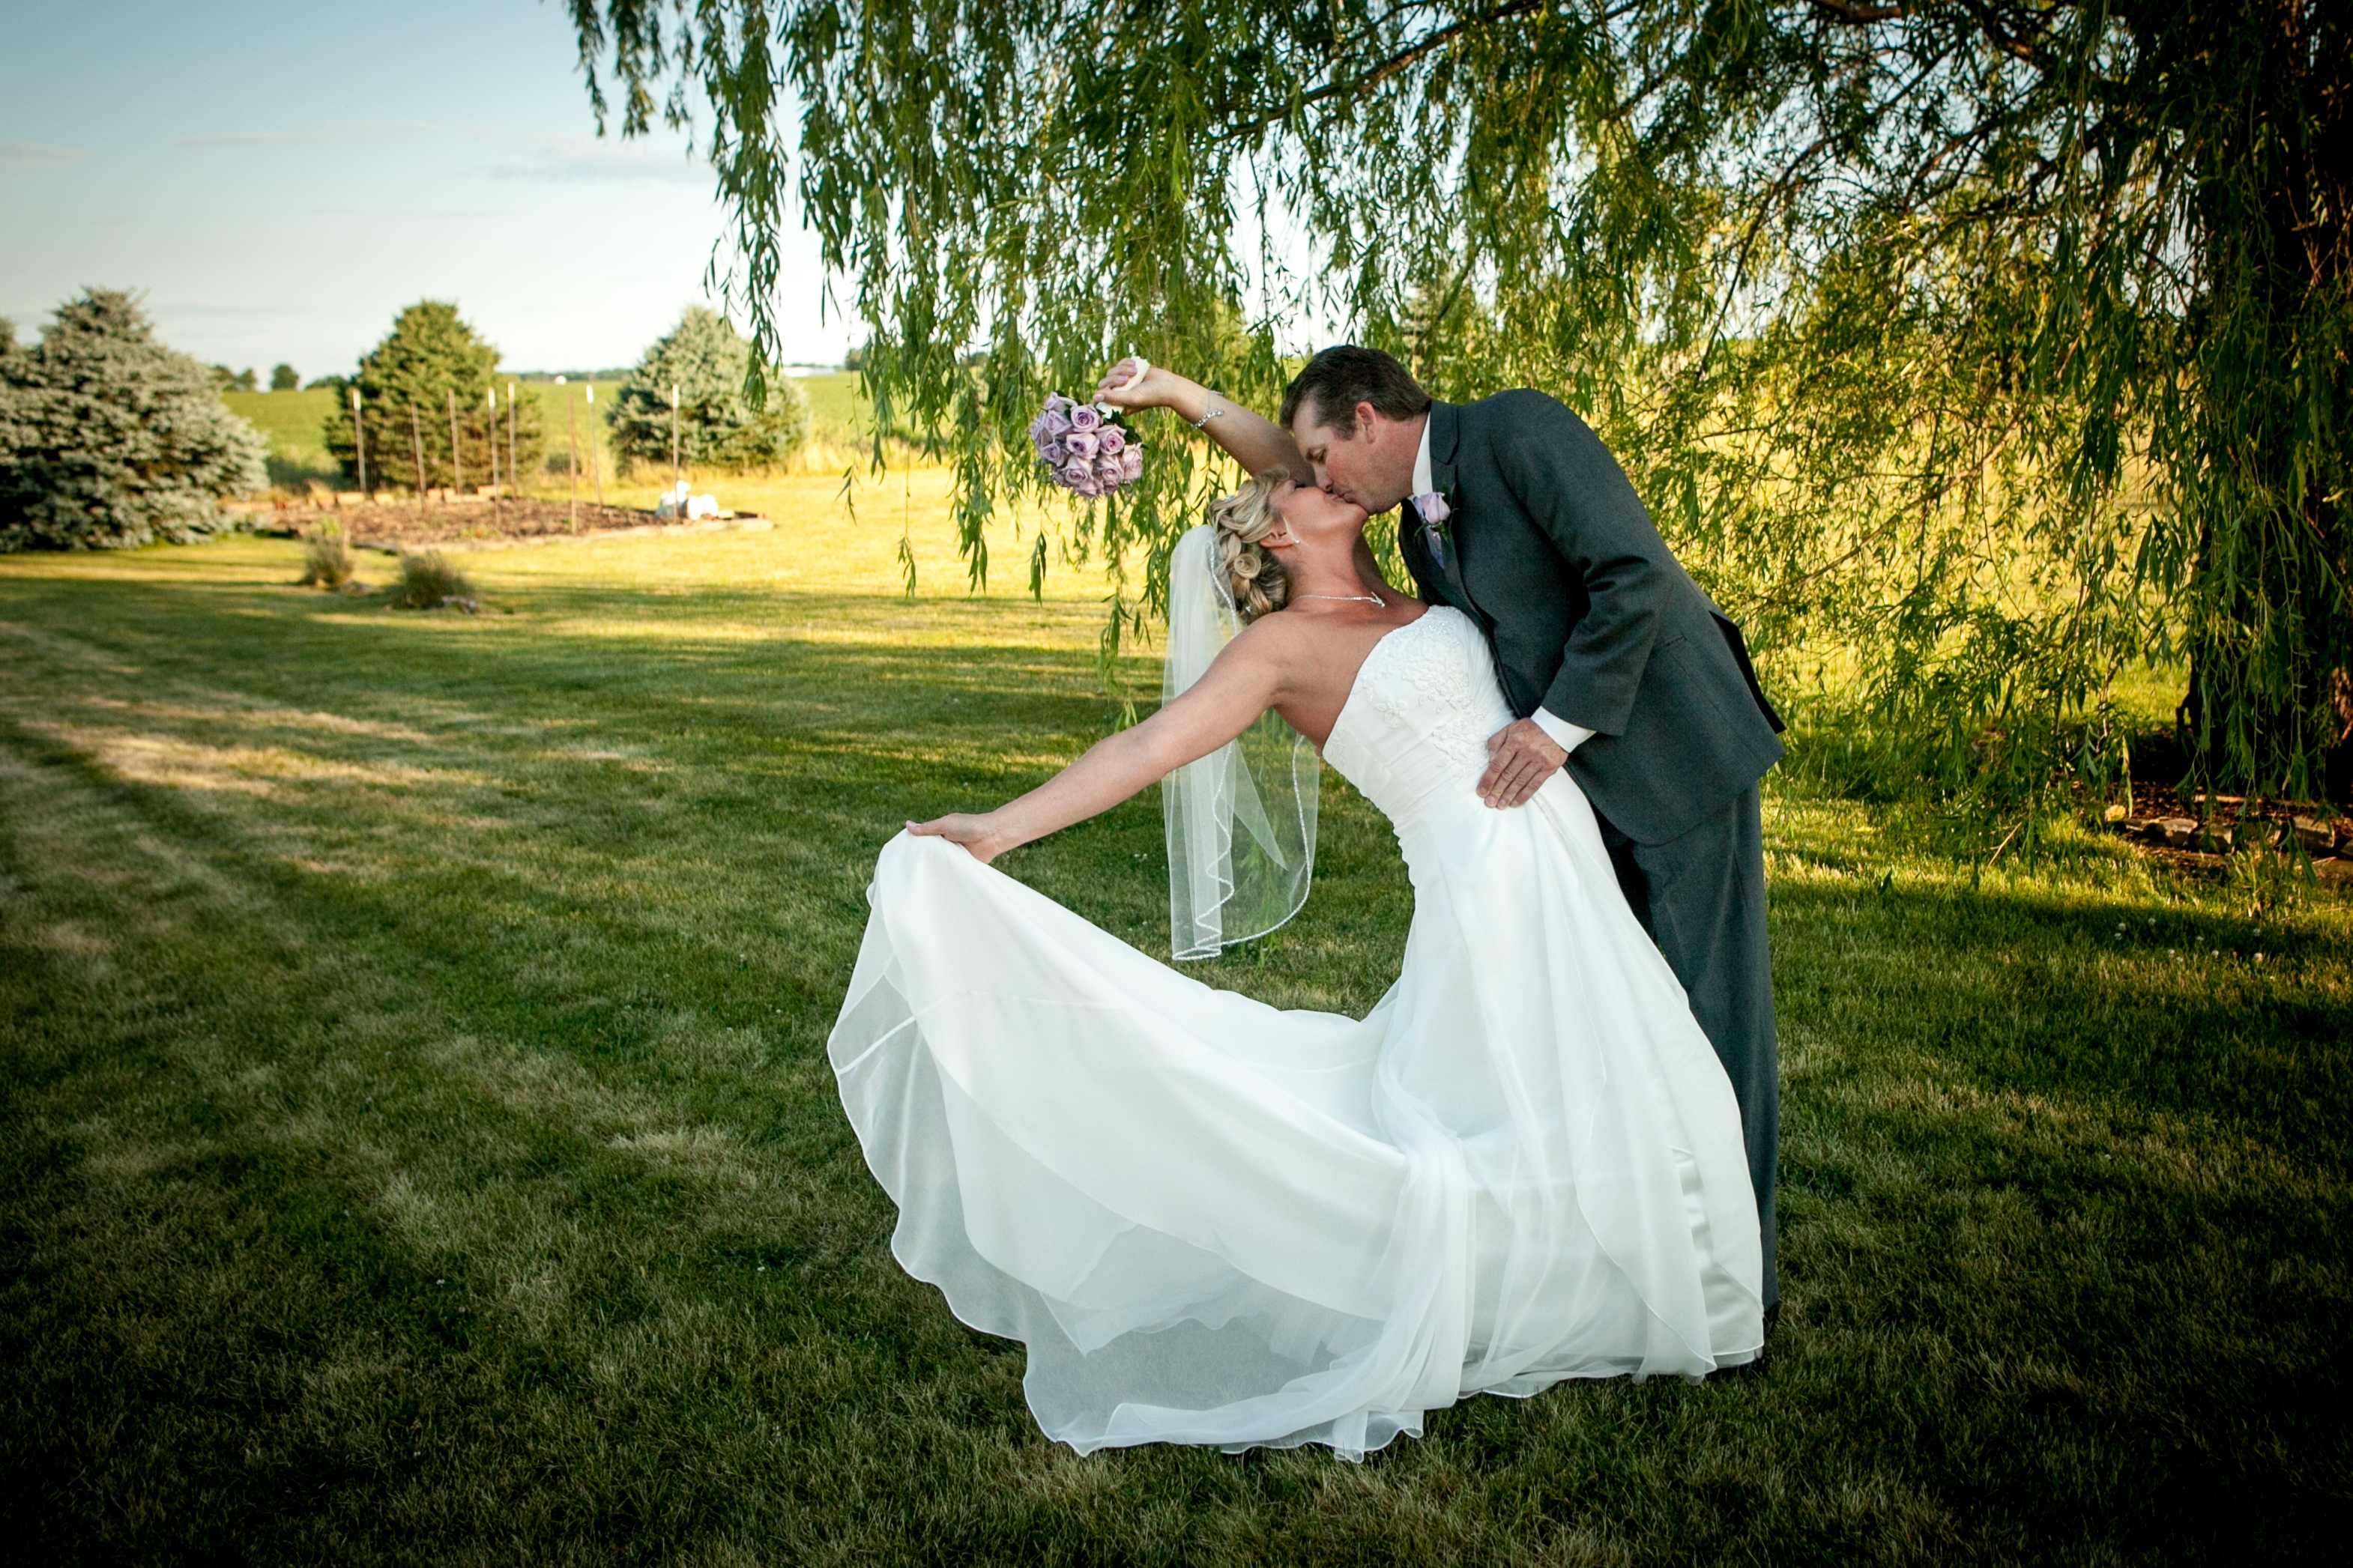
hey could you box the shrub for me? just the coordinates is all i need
[0,290,269,551]
[396,549,474,609]
[298,525,354,589]
[608,306,809,473]
[321,302,543,491]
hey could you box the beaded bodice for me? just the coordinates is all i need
[1320,608,1517,838]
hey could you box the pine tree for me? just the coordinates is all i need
[608,306,809,473]
[0,290,268,551]
[321,301,543,492]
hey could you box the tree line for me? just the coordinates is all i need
[0,293,815,547]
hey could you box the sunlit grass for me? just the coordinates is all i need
[1,497,2346,1563]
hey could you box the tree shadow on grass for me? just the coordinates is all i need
[1761,874,2352,1561]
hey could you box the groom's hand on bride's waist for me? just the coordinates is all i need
[1478,720,1570,809]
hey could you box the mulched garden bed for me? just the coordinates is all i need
[2100,761,2351,882]
[250,496,768,550]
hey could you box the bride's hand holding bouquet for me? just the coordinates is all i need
[1093,356,1315,488]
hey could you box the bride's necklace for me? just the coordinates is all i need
[1294,590,1387,608]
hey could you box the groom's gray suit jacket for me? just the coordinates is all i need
[1400,393,1784,844]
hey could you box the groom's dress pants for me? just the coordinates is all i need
[1597,784,1780,1310]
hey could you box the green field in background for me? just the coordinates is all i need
[226,373,870,493]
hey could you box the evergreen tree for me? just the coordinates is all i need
[322,301,543,491]
[0,290,268,551]
[269,363,298,392]
[608,306,809,473]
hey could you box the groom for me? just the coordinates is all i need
[1117,346,1788,1317]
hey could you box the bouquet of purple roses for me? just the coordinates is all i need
[1030,393,1144,497]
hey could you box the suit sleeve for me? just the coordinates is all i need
[1489,390,1673,736]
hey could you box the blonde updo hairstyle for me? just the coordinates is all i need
[1208,470,1293,623]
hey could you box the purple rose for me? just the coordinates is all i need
[1120,445,1144,482]
[1068,404,1102,433]
[1045,393,1075,417]
[1043,409,1073,439]
[1095,455,1123,481]
[1060,458,1093,488]
[1063,429,1099,459]
[1096,425,1126,456]
[1034,432,1061,461]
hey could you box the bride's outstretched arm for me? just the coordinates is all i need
[1094,357,1311,486]
[907,630,1286,865]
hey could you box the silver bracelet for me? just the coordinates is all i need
[1190,399,1224,429]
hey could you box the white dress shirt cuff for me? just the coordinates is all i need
[1531,707,1595,754]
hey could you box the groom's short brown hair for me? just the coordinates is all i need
[1280,346,1432,439]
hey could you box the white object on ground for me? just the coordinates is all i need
[655,480,725,521]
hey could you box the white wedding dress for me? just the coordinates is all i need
[829,606,1763,1459]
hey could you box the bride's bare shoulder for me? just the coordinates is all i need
[1228,602,1430,671]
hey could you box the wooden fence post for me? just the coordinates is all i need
[351,387,369,496]
[507,383,519,506]
[486,387,501,516]
[410,405,426,521]
[671,382,680,491]
[586,382,603,507]
[565,380,580,531]
[447,388,462,498]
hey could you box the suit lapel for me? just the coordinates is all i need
[1423,400,1473,610]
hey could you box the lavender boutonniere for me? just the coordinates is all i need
[1411,490,1453,568]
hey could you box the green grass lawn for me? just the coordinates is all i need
[1,507,2348,1564]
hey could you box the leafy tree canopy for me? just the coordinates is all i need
[324,300,543,492]
[0,289,267,551]
[270,363,300,392]
[572,0,2351,802]
[609,305,811,471]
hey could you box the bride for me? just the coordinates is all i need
[827,399,1764,1460]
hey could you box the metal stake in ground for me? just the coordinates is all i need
[586,383,603,507]
[447,388,463,498]
[410,405,427,521]
[351,387,369,496]
[565,380,581,531]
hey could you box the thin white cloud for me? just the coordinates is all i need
[0,142,94,169]
[488,133,706,184]
[154,303,304,319]
[176,121,441,148]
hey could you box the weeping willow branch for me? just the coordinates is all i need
[567,0,2352,804]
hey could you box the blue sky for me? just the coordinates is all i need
[0,0,848,378]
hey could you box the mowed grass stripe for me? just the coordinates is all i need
[0,516,2346,1564]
